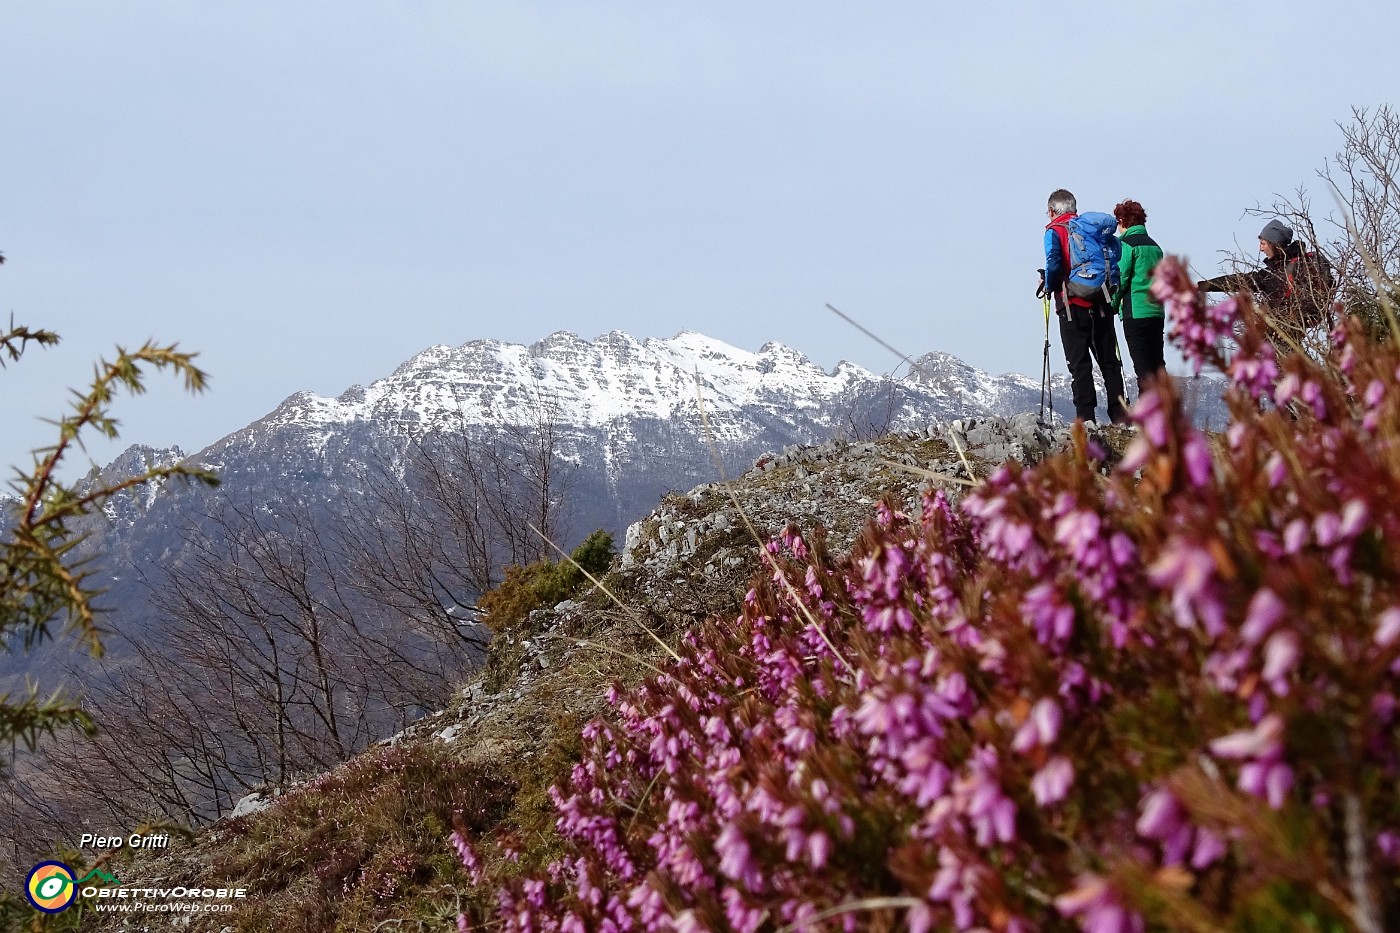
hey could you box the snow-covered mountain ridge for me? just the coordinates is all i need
[183,327,1226,533]
[259,330,1049,441]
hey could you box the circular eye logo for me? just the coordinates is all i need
[26,861,77,913]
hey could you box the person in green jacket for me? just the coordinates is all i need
[1112,199,1166,394]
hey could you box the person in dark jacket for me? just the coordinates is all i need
[1112,199,1166,393]
[1197,220,1335,338]
[1042,188,1128,424]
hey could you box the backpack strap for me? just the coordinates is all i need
[1050,221,1073,308]
[1099,226,1116,306]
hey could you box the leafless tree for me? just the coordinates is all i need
[28,400,568,829]
[0,385,573,854]
[335,397,572,644]
[8,496,473,831]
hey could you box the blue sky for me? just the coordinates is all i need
[2,2,1396,475]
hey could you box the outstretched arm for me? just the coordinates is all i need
[1197,270,1261,294]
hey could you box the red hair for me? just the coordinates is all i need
[1113,199,1147,228]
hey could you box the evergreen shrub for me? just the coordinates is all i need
[479,530,615,634]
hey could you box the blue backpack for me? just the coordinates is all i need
[1065,211,1122,301]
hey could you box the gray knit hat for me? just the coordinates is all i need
[1259,219,1294,247]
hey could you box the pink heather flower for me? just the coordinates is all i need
[994,518,1035,558]
[1108,532,1137,568]
[1151,254,1236,374]
[1313,512,1343,548]
[722,888,766,933]
[1376,607,1400,648]
[1241,588,1285,644]
[928,849,979,929]
[1240,758,1295,809]
[1209,714,1284,760]
[1191,828,1228,869]
[1228,342,1280,399]
[1148,541,1223,634]
[1173,293,1238,375]
[1339,499,1369,538]
[1033,697,1063,745]
[1264,452,1287,487]
[1301,379,1326,418]
[1283,518,1309,554]
[1055,875,1145,933]
[1183,433,1213,487]
[1022,583,1076,647]
[1118,436,1151,473]
[1055,509,1102,561]
[854,691,895,735]
[1135,788,1185,841]
[1150,256,1196,307]
[1364,378,1386,408]
[451,830,484,885]
[1203,646,1250,692]
[1031,756,1075,805]
[964,750,1018,846]
[1036,697,1064,739]
[1130,388,1170,446]
[1261,630,1301,690]
[1014,697,1063,752]
[1274,373,1300,406]
[714,823,763,891]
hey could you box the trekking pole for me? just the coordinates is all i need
[1037,269,1053,424]
[1040,293,1054,424]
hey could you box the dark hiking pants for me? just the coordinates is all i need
[1058,298,1128,424]
[1122,313,1166,398]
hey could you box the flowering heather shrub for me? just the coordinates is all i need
[453,257,1399,931]
[214,742,513,930]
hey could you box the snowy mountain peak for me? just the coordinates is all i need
[257,331,937,437]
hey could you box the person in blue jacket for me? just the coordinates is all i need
[1041,189,1128,424]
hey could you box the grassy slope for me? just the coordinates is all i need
[78,427,1107,932]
